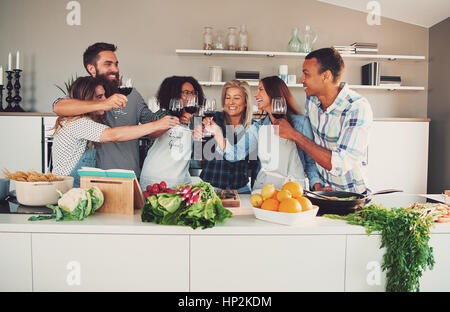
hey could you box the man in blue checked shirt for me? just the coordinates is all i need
[273,48,373,193]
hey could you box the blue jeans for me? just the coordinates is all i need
[69,148,96,188]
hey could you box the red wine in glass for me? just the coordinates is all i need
[184,106,198,114]
[272,113,286,119]
[169,108,183,118]
[203,111,215,118]
[118,87,133,96]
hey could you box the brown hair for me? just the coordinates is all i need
[54,76,111,134]
[221,80,254,129]
[260,76,301,116]
[83,42,117,73]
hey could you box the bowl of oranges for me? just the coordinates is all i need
[250,182,319,225]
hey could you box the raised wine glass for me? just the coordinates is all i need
[271,97,287,119]
[113,77,132,118]
[202,98,217,138]
[168,98,183,119]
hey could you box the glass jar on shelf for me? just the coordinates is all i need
[203,26,214,50]
[214,30,225,50]
[226,26,238,51]
[239,24,248,51]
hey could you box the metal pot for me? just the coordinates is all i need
[304,189,402,216]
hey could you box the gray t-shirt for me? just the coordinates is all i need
[53,88,153,177]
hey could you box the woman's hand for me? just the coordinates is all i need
[203,119,222,137]
[180,111,193,124]
[193,123,204,141]
[154,115,180,131]
[103,94,128,110]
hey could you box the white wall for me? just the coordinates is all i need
[0,0,428,117]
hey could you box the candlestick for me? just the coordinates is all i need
[16,51,20,70]
[4,71,14,111]
[0,85,4,112]
[8,53,12,71]
[13,69,24,112]
[0,66,3,85]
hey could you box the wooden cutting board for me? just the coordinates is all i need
[218,189,240,207]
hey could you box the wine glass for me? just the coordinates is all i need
[113,77,132,118]
[168,98,183,119]
[183,91,199,115]
[202,98,217,138]
[271,97,287,119]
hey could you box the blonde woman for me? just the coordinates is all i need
[199,79,256,193]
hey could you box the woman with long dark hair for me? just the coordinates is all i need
[202,76,324,191]
[139,76,205,190]
[52,76,178,187]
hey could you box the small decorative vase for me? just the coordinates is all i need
[288,27,302,53]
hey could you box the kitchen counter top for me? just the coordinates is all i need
[1,193,448,235]
[2,193,449,292]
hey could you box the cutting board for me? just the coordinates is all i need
[219,190,240,207]
[80,176,144,215]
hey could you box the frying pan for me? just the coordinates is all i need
[304,189,402,216]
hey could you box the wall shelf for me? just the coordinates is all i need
[176,49,426,61]
[199,81,425,91]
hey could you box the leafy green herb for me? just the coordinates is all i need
[325,203,436,292]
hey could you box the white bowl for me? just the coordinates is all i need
[252,206,319,225]
[14,176,74,206]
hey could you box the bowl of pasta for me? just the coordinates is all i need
[2,169,73,206]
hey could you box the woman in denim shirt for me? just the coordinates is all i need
[203,76,324,191]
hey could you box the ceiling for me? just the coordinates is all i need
[317,0,450,28]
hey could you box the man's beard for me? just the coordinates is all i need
[96,70,120,89]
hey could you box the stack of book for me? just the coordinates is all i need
[379,76,401,87]
[333,45,356,54]
[351,42,378,54]
[361,62,380,85]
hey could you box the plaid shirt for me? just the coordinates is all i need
[200,112,255,189]
[306,83,373,193]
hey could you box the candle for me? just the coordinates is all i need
[16,51,20,70]
[0,66,3,85]
[8,53,12,71]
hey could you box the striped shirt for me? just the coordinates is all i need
[305,83,373,193]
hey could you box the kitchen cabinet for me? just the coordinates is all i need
[190,235,346,291]
[0,116,42,174]
[0,232,33,292]
[31,233,190,291]
[368,121,429,194]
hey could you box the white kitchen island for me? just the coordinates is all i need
[1,194,449,292]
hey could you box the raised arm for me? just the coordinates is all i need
[53,94,127,116]
[100,115,179,142]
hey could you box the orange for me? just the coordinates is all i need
[250,194,264,207]
[281,181,303,197]
[278,198,302,213]
[294,196,314,211]
[271,189,280,200]
[277,190,292,201]
[261,198,280,211]
[261,184,276,200]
